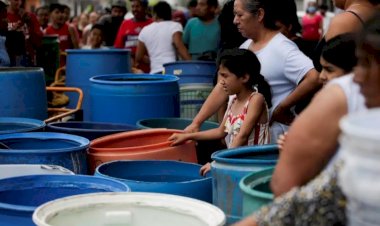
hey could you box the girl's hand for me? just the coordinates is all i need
[168,133,189,146]
[277,132,288,152]
[200,163,211,176]
[184,123,200,133]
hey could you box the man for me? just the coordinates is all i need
[114,0,152,72]
[183,0,220,60]
[98,0,127,46]
[7,0,42,66]
[36,5,49,31]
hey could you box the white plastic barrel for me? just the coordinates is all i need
[33,192,226,226]
[339,108,380,226]
[0,164,74,179]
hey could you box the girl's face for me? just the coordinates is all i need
[353,49,380,108]
[233,0,259,39]
[88,28,103,48]
[319,56,346,85]
[218,64,247,95]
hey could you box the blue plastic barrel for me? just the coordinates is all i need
[95,160,212,203]
[66,49,131,120]
[89,74,180,125]
[240,167,274,216]
[46,121,137,140]
[0,132,89,174]
[0,68,47,120]
[0,174,129,226]
[163,60,216,76]
[0,117,45,134]
[211,145,278,225]
[136,117,225,164]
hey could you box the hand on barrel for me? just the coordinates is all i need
[199,162,211,176]
[168,133,190,146]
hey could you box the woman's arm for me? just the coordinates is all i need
[270,84,348,197]
[185,83,229,132]
[230,94,265,148]
[271,68,321,125]
[172,31,191,60]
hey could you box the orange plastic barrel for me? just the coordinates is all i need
[88,129,197,173]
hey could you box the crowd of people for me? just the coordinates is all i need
[1,0,380,225]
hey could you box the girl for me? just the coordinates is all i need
[169,48,272,175]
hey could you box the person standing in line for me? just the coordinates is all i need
[114,0,152,72]
[183,0,220,60]
[135,1,191,74]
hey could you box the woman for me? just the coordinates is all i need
[135,1,191,73]
[185,0,320,143]
[312,0,379,71]
[233,11,380,226]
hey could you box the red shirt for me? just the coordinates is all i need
[114,18,153,54]
[7,11,42,66]
[302,14,323,41]
[45,23,73,66]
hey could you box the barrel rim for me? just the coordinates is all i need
[0,132,90,153]
[66,49,131,54]
[47,121,136,133]
[163,60,217,66]
[0,67,44,73]
[95,160,211,184]
[239,167,274,199]
[136,117,219,130]
[0,117,45,134]
[0,174,129,212]
[211,144,278,165]
[90,74,179,85]
[33,192,226,226]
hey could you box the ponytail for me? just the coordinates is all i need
[254,74,272,108]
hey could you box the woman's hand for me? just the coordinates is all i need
[168,133,190,146]
[199,162,211,176]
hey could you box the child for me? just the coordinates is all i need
[169,48,272,175]
[82,24,107,49]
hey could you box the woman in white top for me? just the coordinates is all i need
[185,0,321,142]
[135,1,191,74]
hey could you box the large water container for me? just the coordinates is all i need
[33,192,225,226]
[0,132,89,174]
[89,74,180,125]
[339,109,380,226]
[46,121,137,140]
[87,129,197,173]
[0,117,45,134]
[66,49,131,120]
[0,174,129,226]
[136,117,225,164]
[239,167,274,217]
[0,164,74,179]
[163,60,216,77]
[211,145,278,225]
[0,68,47,120]
[95,160,212,202]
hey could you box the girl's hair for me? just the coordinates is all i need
[240,0,279,30]
[153,1,172,21]
[357,11,380,62]
[217,48,272,108]
[322,33,357,73]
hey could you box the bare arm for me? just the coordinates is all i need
[68,25,79,49]
[185,83,229,132]
[230,94,265,148]
[169,124,226,146]
[135,40,149,67]
[325,12,363,41]
[270,84,348,197]
[172,31,191,60]
[271,69,321,125]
